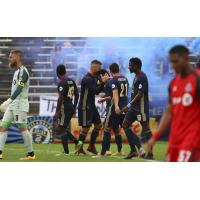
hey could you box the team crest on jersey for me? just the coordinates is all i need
[138,84,142,89]
[112,84,116,89]
[182,93,193,106]
[185,83,192,92]
[59,86,63,91]
[27,116,53,144]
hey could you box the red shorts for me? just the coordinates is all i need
[166,147,200,162]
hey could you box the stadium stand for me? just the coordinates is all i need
[0,37,199,116]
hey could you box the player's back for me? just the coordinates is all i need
[169,71,200,149]
[78,72,96,110]
[110,75,129,108]
[57,77,77,105]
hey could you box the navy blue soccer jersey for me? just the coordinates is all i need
[78,72,104,110]
[109,75,129,108]
[57,76,79,107]
[131,71,149,115]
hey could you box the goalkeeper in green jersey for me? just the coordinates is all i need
[0,50,36,160]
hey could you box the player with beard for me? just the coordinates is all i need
[121,57,152,159]
[0,50,35,160]
[76,60,109,155]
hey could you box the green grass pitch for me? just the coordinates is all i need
[0,142,167,162]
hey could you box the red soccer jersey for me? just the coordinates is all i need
[168,70,200,150]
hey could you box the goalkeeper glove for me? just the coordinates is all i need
[0,98,12,112]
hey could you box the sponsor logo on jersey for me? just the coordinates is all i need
[138,84,142,89]
[27,116,53,144]
[172,93,193,106]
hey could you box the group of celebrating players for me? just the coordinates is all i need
[0,44,200,161]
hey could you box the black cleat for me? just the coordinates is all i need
[87,146,98,155]
[145,152,154,160]
[124,152,138,159]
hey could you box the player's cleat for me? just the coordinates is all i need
[124,152,138,159]
[20,155,36,161]
[87,146,98,155]
[76,149,87,155]
[139,148,146,158]
[145,152,154,160]
[112,151,125,156]
[105,150,112,156]
[92,153,106,158]
[0,154,3,160]
[75,141,83,153]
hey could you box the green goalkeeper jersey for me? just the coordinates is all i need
[9,66,30,112]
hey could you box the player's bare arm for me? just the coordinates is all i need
[98,96,111,104]
[113,89,120,114]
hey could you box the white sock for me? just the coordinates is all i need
[21,130,33,153]
[139,147,145,154]
[0,131,8,152]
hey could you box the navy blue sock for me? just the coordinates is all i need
[107,142,111,151]
[115,134,122,152]
[101,131,111,155]
[79,132,86,142]
[61,133,69,154]
[132,132,142,150]
[89,128,100,146]
[124,128,137,153]
[67,131,78,144]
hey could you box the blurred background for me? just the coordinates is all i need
[0,37,200,143]
[0,37,200,116]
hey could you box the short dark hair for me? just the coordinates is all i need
[10,50,23,59]
[99,69,110,76]
[57,64,66,76]
[91,60,102,65]
[129,57,142,69]
[169,45,189,56]
[109,63,119,73]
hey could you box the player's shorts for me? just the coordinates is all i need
[104,104,125,129]
[124,107,149,127]
[166,147,200,162]
[2,109,27,124]
[78,107,101,128]
[58,104,74,129]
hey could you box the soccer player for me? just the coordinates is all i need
[97,69,125,156]
[121,57,152,159]
[77,60,109,155]
[53,64,79,154]
[0,50,35,160]
[147,45,200,162]
[94,63,128,157]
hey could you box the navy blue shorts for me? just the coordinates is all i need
[59,104,74,129]
[104,104,125,129]
[124,108,149,127]
[78,107,101,128]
